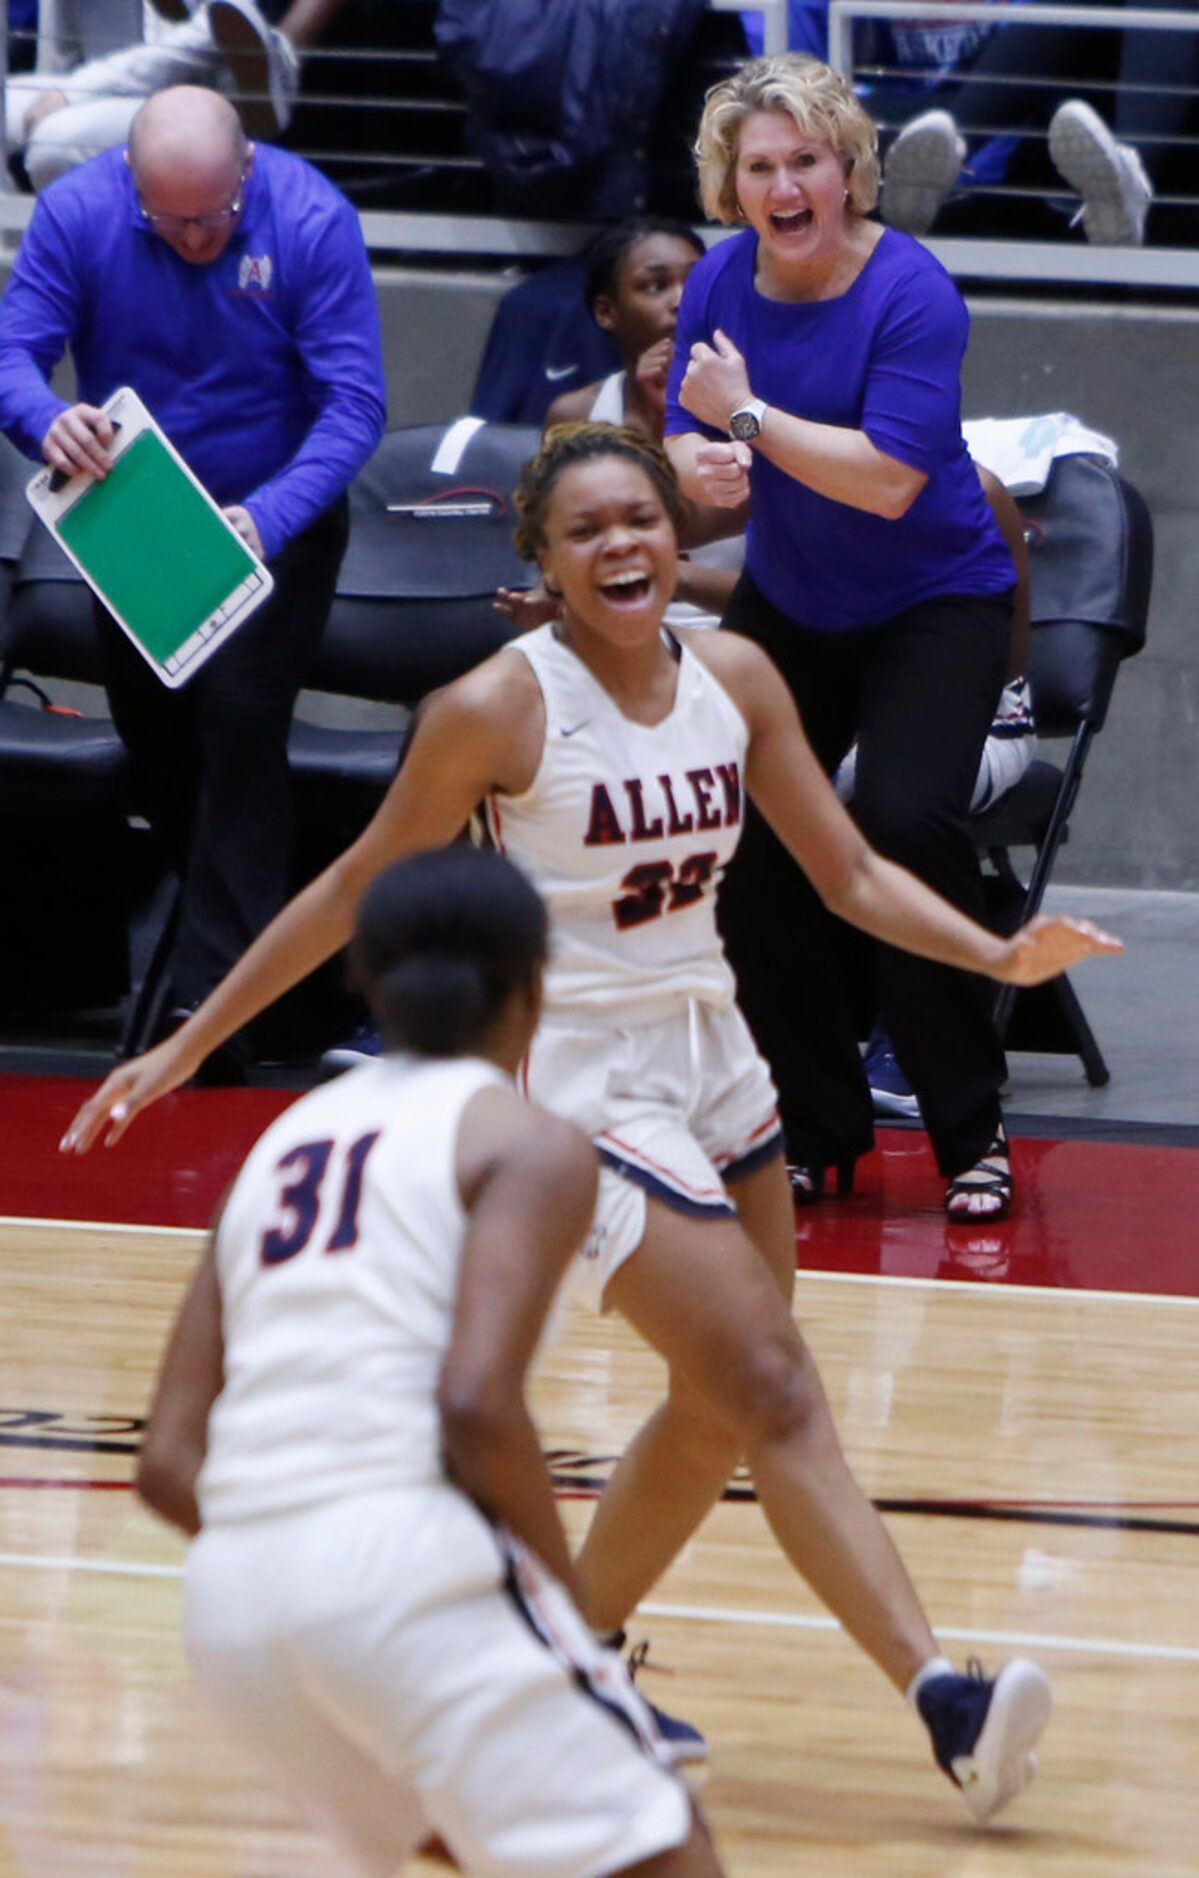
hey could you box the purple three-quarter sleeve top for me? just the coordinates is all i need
[665,226,1014,631]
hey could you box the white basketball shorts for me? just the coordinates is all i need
[524,998,782,1310]
[184,1485,691,1877]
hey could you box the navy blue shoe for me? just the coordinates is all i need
[917,1658,1052,1823]
[318,1024,384,1080]
[645,1698,708,1768]
[619,1634,708,1767]
[864,1025,921,1122]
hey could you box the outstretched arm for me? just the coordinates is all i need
[62,660,541,1153]
[693,633,1121,985]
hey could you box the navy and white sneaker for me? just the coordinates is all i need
[646,1700,708,1768]
[863,1026,921,1122]
[618,1634,708,1768]
[918,1658,1052,1823]
[318,1025,384,1080]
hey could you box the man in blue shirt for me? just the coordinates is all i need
[0,84,387,1067]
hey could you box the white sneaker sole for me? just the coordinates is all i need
[211,0,299,136]
[661,1734,709,1770]
[882,111,967,236]
[952,1659,1053,1824]
[1049,102,1151,246]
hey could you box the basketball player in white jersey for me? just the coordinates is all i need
[137,845,723,1877]
[73,425,1120,1823]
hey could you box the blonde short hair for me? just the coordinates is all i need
[694,54,880,224]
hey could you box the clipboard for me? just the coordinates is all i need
[25,387,274,689]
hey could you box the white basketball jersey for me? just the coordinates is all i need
[198,1055,506,1524]
[485,625,748,1022]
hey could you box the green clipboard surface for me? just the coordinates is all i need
[27,388,274,688]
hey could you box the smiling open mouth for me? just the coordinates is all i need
[600,571,652,606]
[770,209,813,235]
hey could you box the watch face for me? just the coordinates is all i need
[729,409,761,442]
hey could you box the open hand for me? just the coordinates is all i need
[993,915,1123,987]
[60,1035,200,1155]
[494,582,560,630]
[680,328,753,432]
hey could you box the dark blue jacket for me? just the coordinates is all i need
[436,0,708,217]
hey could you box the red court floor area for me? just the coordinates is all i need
[2,1075,1196,1299]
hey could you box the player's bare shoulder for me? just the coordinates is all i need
[421,642,547,796]
[676,625,781,726]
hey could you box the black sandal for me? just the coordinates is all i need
[945,1128,1013,1222]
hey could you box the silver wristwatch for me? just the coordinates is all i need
[728,397,768,443]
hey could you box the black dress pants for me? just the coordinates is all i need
[719,574,1011,1179]
[95,498,350,1006]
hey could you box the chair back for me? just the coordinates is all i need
[311,420,540,703]
[339,420,539,599]
[1020,455,1153,736]
[7,519,101,683]
[0,434,35,567]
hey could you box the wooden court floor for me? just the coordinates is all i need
[2,1217,1198,1876]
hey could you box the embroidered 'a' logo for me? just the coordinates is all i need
[238,253,273,292]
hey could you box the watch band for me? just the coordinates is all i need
[729,397,768,443]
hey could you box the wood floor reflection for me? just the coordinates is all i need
[2,1219,1197,1875]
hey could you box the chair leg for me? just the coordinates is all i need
[995,973,1110,1087]
[119,874,181,1060]
[994,981,1018,1036]
[1050,972,1111,1087]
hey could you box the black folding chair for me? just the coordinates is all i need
[0,421,541,1059]
[974,453,1153,1086]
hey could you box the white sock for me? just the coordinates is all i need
[907,1654,956,1710]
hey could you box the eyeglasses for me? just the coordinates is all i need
[137,169,248,237]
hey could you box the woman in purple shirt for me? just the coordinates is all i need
[665,54,1016,1220]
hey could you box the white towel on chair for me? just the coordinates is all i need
[963,413,1118,495]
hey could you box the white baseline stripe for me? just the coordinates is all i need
[0,1552,181,1579]
[1,1554,1195,1665]
[641,1600,1199,1665]
[5,1223,1194,1307]
[796,1266,1199,1309]
[0,1215,203,1240]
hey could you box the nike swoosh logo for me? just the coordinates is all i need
[560,720,591,738]
[544,363,578,382]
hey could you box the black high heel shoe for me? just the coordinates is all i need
[786,1159,857,1208]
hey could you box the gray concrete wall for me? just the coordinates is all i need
[961,301,1198,893]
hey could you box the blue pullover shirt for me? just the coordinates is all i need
[665,226,1014,632]
[0,143,387,563]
